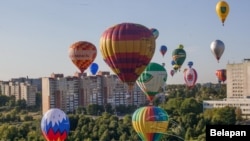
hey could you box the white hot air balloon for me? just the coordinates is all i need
[210,39,225,63]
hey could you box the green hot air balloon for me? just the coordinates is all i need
[136,62,168,103]
[172,44,186,71]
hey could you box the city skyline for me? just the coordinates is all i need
[0,0,250,84]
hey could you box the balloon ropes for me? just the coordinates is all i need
[210,39,225,63]
[136,62,168,104]
[69,41,97,74]
[216,1,230,26]
[100,22,156,92]
[183,61,198,89]
[41,108,70,141]
[132,106,169,141]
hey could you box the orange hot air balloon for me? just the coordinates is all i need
[100,23,156,90]
[216,69,226,83]
[69,41,97,73]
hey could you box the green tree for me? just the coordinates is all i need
[212,106,236,125]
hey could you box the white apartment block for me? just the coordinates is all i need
[203,59,250,118]
[42,72,147,114]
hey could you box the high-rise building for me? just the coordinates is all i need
[227,59,250,98]
[203,59,250,118]
[42,72,147,114]
[0,81,37,106]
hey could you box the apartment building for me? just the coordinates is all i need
[0,81,37,106]
[203,59,250,118]
[42,72,147,114]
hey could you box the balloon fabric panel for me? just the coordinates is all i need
[100,23,155,87]
[69,41,97,73]
[132,106,169,141]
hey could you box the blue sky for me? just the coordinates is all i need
[0,0,249,84]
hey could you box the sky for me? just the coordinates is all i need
[0,0,249,84]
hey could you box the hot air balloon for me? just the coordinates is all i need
[100,22,156,91]
[216,1,230,26]
[170,70,175,77]
[90,62,99,75]
[210,40,225,63]
[160,45,167,57]
[136,62,168,103]
[172,44,186,71]
[184,61,198,89]
[216,69,226,83]
[41,108,70,141]
[69,41,97,74]
[132,106,169,141]
[150,28,159,39]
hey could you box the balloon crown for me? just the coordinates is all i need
[178,44,184,49]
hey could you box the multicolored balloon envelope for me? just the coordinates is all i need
[160,45,167,57]
[136,62,168,102]
[184,62,198,89]
[172,44,186,71]
[69,41,97,73]
[100,22,156,90]
[216,69,226,83]
[41,108,70,141]
[216,0,230,26]
[132,106,169,141]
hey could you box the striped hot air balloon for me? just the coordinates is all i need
[100,22,156,90]
[132,106,169,141]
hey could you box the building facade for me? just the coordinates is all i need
[203,59,250,118]
[0,81,37,106]
[42,72,147,114]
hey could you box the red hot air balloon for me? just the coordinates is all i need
[216,69,226,83]
[100,23,156,91]
[184,62,198,89]
[69,41,97,74]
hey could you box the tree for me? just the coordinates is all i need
[212,106,236,125]
[180,98,203,115]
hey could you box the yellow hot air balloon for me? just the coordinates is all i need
[216,1,230,26]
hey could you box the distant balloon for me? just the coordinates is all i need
[132,106,169,141]
[187,61,193,68]
[150,28,159,39]
[216,69,226,83]
[210,40,225,63]
[172,44,186,71]
[100,22,156,91]
[160,45,167,57]
[69,41,97,73]
[184,62,198,89]
[170,70,175,77]
[216,1,230,26]
[41,108,70,141]
[136,62,168,103]
[90,62,99,75]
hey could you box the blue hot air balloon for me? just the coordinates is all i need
[90,62,99,75]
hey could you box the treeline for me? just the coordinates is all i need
[0,83,246,141]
